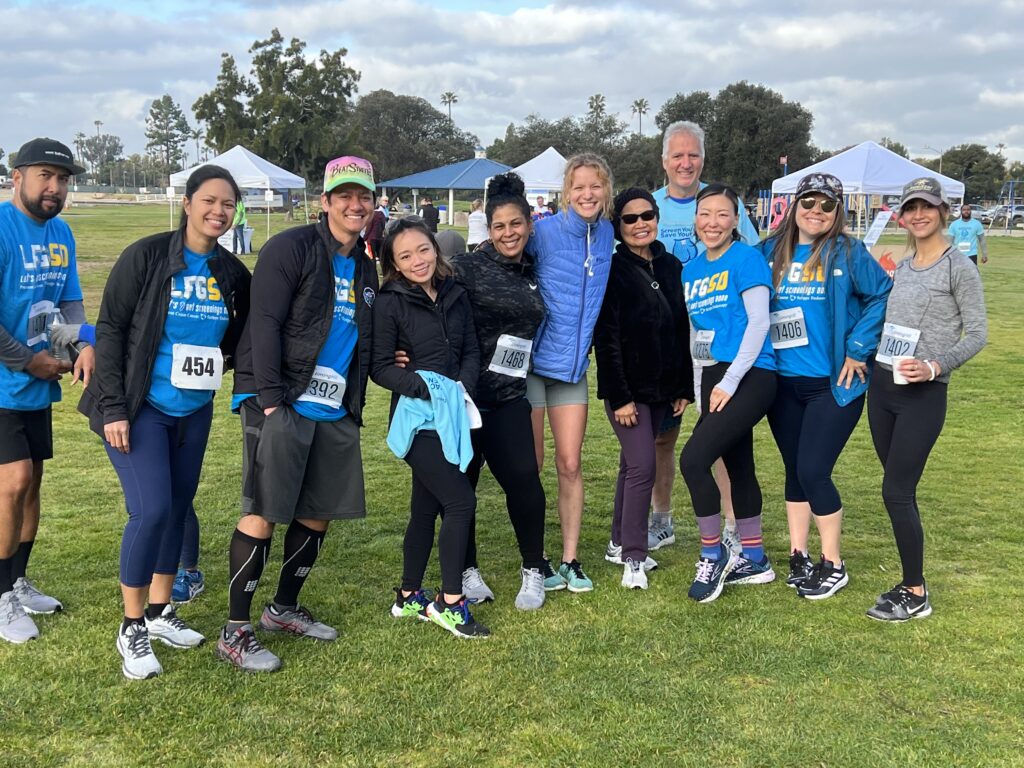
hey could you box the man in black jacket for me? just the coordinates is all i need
[216,156,379,672]
[418,196,440,232]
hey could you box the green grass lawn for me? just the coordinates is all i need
[2,206,1022,767]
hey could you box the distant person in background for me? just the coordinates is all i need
[232,196,247,255]
[435,229,466,260]
[947,204,987,266]
[365,200,387,260]
[467,199,487,251]
[546,202,557,216]
[419,196,440,233]
[378,195,390,219]
[534,196,546,215]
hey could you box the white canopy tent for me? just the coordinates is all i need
[170,145,308,240]
[512,147,567,195]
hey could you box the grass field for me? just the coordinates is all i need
[2,205,1022,767]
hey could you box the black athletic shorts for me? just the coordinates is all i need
[0,407,53,464]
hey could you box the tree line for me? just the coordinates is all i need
[21,28,1020,202]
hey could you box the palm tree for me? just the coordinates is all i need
[631,98,649,136]
[191,128,204,164]
[440,91,458,122]
[587,93,607,119]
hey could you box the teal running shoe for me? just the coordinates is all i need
[558,559,594,593]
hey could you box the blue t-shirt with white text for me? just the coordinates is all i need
[147,247,229,416]
[683,240,775,370]
[653,184,760,268]
[947,218,985,257]
[771,243,830,377]
[0,202,83,410]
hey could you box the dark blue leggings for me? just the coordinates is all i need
[105,402,212,587]
[180,505,199,569]
[767,376,864,516]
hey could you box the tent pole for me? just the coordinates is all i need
[266,190,271,243]
[449,188,454,226]
[303,189,309,224]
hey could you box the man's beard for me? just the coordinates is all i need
[21,189,65,221]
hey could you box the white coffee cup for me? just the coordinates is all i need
[891,355,914,385]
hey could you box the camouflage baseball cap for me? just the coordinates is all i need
[899,176,948,212]
[795,172,843,202]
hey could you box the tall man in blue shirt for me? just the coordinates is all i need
[649,122,758,553]
[0,138,94,643]
[947,204,988,266]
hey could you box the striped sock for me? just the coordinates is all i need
[697,516,722,559]
[736,515,765,562]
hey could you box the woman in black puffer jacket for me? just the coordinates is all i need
[594,187,693,590]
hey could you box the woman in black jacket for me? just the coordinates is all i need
[79,165,250,679]
[450,173,548,610]
[594,188,693,590]
[370,218,488,639]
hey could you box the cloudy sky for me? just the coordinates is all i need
[4,0,1024,170]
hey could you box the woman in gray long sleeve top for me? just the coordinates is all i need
[866,177,987,623]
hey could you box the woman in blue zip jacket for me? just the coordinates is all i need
[527,153,614,592]
[758,173,891,600]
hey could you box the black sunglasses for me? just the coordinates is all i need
[620,210,657,225]
[798,197,838,213]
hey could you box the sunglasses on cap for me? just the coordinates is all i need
[799,198,838,213]
[620,210,657,225]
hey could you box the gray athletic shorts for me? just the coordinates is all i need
[240,399,366,524]
[525,372,589,409]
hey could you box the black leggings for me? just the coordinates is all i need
[401,432,476,596]
[680,364,777,520]
[767,376,864,516]
[868,368,947,587]
[465,397,546,570]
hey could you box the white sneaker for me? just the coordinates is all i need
[514,567,546,611]
[145,604,206,649]
[723,526,742,556]
[13,578,62,614]
[0,590,39,644]
[604,542,658,571]
[117,622,162,680]
[621,558,649,590]
[461,567,495,604]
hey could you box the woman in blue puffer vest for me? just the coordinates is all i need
[526,153,614,593]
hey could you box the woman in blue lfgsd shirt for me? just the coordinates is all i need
[80,166,250,680]
[679,184,777,605]
[759,173,891,600]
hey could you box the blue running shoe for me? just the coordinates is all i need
[558,559,594,593]
[171,568,205,604]
[725,555,776,586]
[541,558,567,591]
[687,546,737,603]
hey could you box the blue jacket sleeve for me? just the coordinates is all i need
[844,239,892,361]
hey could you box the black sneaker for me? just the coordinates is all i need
[687,546,736,603]
[786,550,814,588]
[866,582,932,622]
[797,557,849,600]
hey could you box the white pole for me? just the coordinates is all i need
[448,188,455,225]
[303,189,309,223]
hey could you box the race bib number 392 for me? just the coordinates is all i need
[297,366,346,408]
[171,344,224,390]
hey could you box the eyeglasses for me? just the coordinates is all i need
[620,210,657,224]
[799,197,838,213]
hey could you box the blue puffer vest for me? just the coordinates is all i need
[530,208,614,383]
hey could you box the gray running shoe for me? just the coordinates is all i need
[461,567,495,604]
[216,624,282,672]
[648,520,676,550]
[514,567,546,611]
[13,578,62,614]
[0,590,39,644]
[116,622,162,680]
[722,526,742,556]
[146,604,205,648]
[258,603,337,641]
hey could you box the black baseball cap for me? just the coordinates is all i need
[14,138,86,176]
[795,172,844,202]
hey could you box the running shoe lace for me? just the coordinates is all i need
[463,568,485,591]
[566,560,586,580]
[524,569,544,589]
[541,560,557,579]
[17,579,45,600]
[126,626,153,659]
[453,599,472,624]
[160,609,189,630]
[240,629,268,654]
[1,594,21,623]
[293,605,316,624]
[694,559,716,584]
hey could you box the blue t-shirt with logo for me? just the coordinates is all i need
[947,218,985,257]
[683,240,775,370]
[653,184,760,268]
[147,247,229,417]
[291,252,358,422]
[771,243,830,378]
[0,202,83,410]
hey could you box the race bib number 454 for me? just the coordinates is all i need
[171,344,224,390]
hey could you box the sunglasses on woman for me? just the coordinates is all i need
[620,210,657,224]
[799,197,839,213]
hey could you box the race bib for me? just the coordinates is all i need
[957,241,971,253]
[27,300,57,346]
[769,307,809,350]
[691,329,717,367]
[876,323,921,365]
[297,365,346,409]
[170,344,223,390]
[488,334,533,378]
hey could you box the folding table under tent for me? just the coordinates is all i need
[379,157,512,224]
[170,145,309,243]
[770,141,965,234]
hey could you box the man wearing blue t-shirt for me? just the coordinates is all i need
[947,204,988,266]
[647,121,759,553]
[0,138,94,644]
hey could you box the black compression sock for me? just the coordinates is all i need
[273,520,326,608]
[228,529,271,623]
[11,540,34,581]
